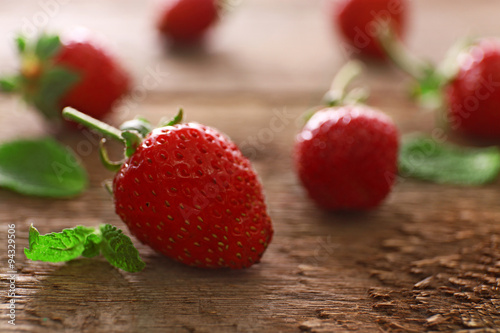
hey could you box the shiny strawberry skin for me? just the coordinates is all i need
[294,106,399,210]
[157,0,219,43]
[113,123,273,269]
[333,0,408,59]
[53,39,130,120]
[445,39,500,140]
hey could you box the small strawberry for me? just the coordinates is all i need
[294,62,399,210]
[63,108,273,269]
[333,0,409,59]
[0,30,130,125]
[379,29,500,140]
[157,0,219,44]
[445,39,500,139]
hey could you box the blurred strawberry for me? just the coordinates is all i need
[295,106,399,210]
[333,0,409,59]
[157,0,219,44]
[0,30,131,126]
[379,27,500,140]
[445,39,500,140]
[294,61,399,210]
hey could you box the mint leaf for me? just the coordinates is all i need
[24,225,95,262]
[0,76,19,92]
[34,34,61,60]
[33,66,80,120]
[0,138,88,197]
[100,224,145,273]
[15,36,27,54]
[24,224,146,273]
[399,136,500,185]
[82,233,102,258]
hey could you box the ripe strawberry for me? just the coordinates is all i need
[63,108,273,269]
[157,0,219,44]
[294,61,399,210]
[295,106,399,210]
[445,39,500,140]
[333,0,408,59]
[0,31,130,125]
[379,31,500,140]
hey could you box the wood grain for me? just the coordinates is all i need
[0,1,499,332]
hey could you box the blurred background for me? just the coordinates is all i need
[1,0,499,145]
[1,0,499,100]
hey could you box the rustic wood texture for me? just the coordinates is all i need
[1,0,500,332]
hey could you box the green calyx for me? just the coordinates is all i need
[377,25,476,110]
[0,34,80,121]
[304,61,369,122]
[63,107,184,172]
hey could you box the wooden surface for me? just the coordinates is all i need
[1,0,500,332]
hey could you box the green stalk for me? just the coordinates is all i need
[330,61,363,100]
[62,107,124,142]
[377,25,429,81]
[323,60,366,107]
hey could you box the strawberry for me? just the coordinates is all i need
[0,31,130,125]
[157,0,219,44]
[333,0,409,59]
[63,108,273,269]
[295,106,399,210]
[379,29,500,140]
[294,62,399,210]
[445,39,500,140]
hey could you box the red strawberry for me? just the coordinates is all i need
[295,106,399,210]
[379,30,500,140]
[63,108,273,269]
[333,0,408,59]
[1,31,130,125]
[294,61,399,210]
[445,38,500,140]
[157,0,219,44]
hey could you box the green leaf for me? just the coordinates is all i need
[32,66,80,120]
[15,36,27,54]
[82,233,102,258]
[160,108,184,127]
[100,224,145,273]
[34,34,61,60]
[0,138,88,197]
[0,76,19,92]
[399,136,500,185]
[24,225,95,262]
[24,224,145,273]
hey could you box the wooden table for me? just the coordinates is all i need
[1,0,499,332]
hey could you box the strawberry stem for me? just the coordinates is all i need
[323,60,366,107]
[99,138,123,172]
[62,107,124,142]
[377,26,455,110]
[377,26,430,81]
